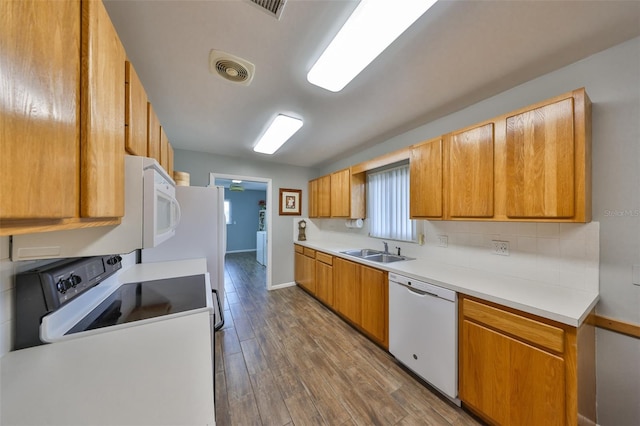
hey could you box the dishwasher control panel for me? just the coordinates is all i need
[388,272,456,302]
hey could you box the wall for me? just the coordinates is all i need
[318,36,640,425]
[174,150,315,287]
[224,188,266,252]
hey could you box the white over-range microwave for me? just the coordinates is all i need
[12,156,180,261]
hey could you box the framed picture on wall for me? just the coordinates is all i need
[279,188,302,215]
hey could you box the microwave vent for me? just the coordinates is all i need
[209,50,255,86]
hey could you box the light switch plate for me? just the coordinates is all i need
[437,235,448,248]
[633,264,640,286]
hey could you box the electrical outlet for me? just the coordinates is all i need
[437,235,448,248]
[492,240,509,256]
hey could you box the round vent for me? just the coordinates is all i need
[209,50,255,86]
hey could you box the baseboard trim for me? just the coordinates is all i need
[225,249,256,254]
[594,314,640,339]
[270,281,296,291]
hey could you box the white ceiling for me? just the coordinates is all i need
[104,0,640,169]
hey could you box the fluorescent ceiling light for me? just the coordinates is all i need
[253,114,303,154]
[232,179,242,183]
[307,0,437,92]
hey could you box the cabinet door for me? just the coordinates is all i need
[294,252,304,285]
[147,102,161,163]
[318,175,331,217]
[81,0,126,218]
[125,60,148,156]
[360,265,387,347]
[303,254,316,295]
[506,98,575,218]
[315,261,333,307]
[461,320,565,426]
[160,126,169,172]
[410,138,442,218]
[308,179,319,218]
[0,0,80,220]
[330,169,350,217]
[449,123,494,218]
[333,258,360,324]
[167,143,174,178]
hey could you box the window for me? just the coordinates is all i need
[224,200,231,225]
[367,163,416,242]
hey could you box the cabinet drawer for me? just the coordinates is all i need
[303,247,316,258]
[316,251,333,265]
[294,244,304,254]
[462,298,564,353]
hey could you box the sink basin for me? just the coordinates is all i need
[340,249,383,258]
[362,253,413,263]
[340,249,413,263]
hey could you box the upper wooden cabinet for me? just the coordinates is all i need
[167,143,174,178]
[1,0,126,235]
[125,60,148,156]
[147,102,161,164]
[308,174,331,218]
[81,0,126,218]
[408,88,591,223]
[504,94,588,220]
[160,126,169,172]
[330,168,351,217]
[0,0,80,221]
[447,123,495,218]
[410,138,443,218]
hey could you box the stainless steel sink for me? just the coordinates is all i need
[340,249,413,263]
[340,249,383,258]
[361,253,412,263]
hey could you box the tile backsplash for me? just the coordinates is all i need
[304,219,600,294]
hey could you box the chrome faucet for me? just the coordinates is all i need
[382,241,389,254]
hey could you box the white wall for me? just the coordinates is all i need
[318,36,640,425]
[173,150,316,287]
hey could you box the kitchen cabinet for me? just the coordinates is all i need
[410,138,443,218]
[147,102,161,164]
[1,0,126,235]
[125,60,148,156]
[309,175,331,218]
[459,295,595,426]
[160,126,170,172]
[447,123,494,218]
[315,251,334,306]
[294,245,316,295]
[333,257,388,348]
[330,168,366,218]
[504,91,590,220]
[333,257,360,325]
[167,143,174,178]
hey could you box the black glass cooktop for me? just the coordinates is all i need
[66,274,206,335]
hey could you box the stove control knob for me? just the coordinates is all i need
[56,279,66,294]
[69,274,81,287]
[106,256,122,266]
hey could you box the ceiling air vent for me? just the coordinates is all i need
[248,0,287,20]
[209,50,255,86]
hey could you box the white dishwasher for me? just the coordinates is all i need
[388,272,459,404]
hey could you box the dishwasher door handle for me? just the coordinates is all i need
[395,282,439,298]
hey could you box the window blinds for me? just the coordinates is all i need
[367,164,416,242]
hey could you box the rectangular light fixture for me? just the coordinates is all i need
[307,0,437,92]
[253,114,303,154]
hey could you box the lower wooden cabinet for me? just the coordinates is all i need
[315,251,333,306]
[459,295,595,426]
[294,245,316,295]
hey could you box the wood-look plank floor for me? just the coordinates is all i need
[215,252,482,426]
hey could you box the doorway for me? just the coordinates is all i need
[209,173,272,292]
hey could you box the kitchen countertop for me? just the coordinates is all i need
[296,240,599,327]
[1,311,215,425]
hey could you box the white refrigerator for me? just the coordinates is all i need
[142,185,226,325]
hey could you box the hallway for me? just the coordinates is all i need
[215,252,481,425]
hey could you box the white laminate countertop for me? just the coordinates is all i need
[296,240,599,327]
[1,311,215,425]
[119,257,208,283]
